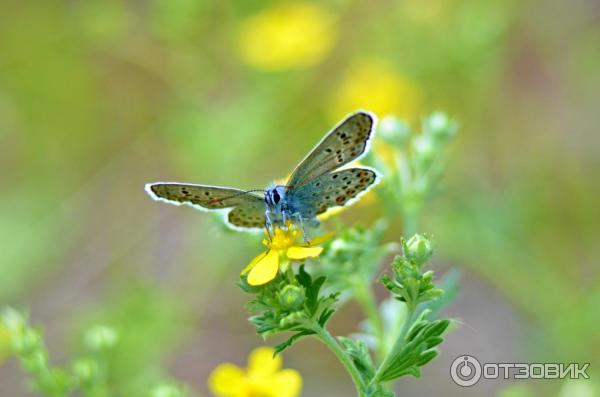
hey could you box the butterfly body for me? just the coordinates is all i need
[146,111,380,232]
[264,184,318,230]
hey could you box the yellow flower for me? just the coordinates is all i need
[208,346,302,397]
[330,59,423,122]
[0,323,12,363]
[238,3,337,71]
[401,0,454,25]
[241,224,332,286]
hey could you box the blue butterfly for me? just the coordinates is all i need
[146,110,380,232]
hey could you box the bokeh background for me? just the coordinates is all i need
[1,0,599,396]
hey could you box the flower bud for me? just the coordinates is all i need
[1,308,26,333]
[379,116,410,147]
[412,134,436,169]
[280,311,306,327]
[404,234,433,265]
[150,384,185,397]
[278,285,306,311]
[13,328,41,355]
[423,112,456,143]
[84,325,118,351]
[22,350,48,373]
[72,358,99,383]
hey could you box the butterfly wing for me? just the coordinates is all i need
[146,183,266,229]
[290,167,379,217]
[287,111,375,189]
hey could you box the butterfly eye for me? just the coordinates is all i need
[272,190,281,204]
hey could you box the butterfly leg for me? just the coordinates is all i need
[281,210,288,229]
[264,210,274,242]
[293,213,311,244]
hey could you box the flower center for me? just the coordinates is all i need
[265,225,302,251]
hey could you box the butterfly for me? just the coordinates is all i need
[145,110,380,233]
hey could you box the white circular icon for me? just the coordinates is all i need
[450,355,482,387]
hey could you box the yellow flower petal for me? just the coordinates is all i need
[266,369,303,397]
[330,59,422,123]
[317,205,347,221]
[286,246,323,260]
[241,251,268,275]
[238,3,337,71]
[248,347,281,377]
[304,231,336,247]
[208,363,246,396]
[247,250,280,286]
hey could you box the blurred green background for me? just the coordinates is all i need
[1,0,598,396]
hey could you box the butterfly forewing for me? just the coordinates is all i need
[287,111,374,189]
[290,167,378,217]
[146,183,266,229]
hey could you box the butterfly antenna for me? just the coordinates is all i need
[218,189,266,201]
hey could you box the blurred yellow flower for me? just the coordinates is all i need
[238,3,337,71]
[330,60,422,122]
[0,323,11,362]
[241,224,332,286]
[401,0,454,25]
[209,346,302,397]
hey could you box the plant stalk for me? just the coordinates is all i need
[351,276,386,362]
[312,324,367,397]
[371,304,417,385]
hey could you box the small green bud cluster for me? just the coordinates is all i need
[363,112,458,226]
[84,325,119,351]
[71,358,100,385]
[243,266,338,355]
[379,116,410,147]
[318,222,394,292]
[2,307,188,397]
[381,234,442,310]
[411,113,457,173]
[422,112,457,144]
[149,383,187,397]
[1,308,74,395]
[404,234,433,265]
[278,285,306,311]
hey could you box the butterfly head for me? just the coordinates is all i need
[265,185,286,211]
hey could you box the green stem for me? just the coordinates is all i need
[371,304,417,385]
[401,207,418,238]
[395,150,419,237]
[312,324,367,397]
[351,276,386,362]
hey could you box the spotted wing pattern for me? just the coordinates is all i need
[287,111,374,189]
[227,204,266,228]
[146,183,266,229]
[290,167,378,217]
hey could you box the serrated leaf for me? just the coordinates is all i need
[318,308,336,326]
[416,350,438,366]
[339,337,376,383]
[273,330,315,355]
[375,317,449,383]
[306,276,326,312]
[296,265,312,289]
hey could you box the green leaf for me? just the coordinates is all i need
[338,337,376,383]
[376,318,449,382]
[318,308,336,327]
[273,330,316,355]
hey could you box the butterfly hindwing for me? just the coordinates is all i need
[287,111,375,188]
[290,167,378,217]
[146,183,266,229]
[227,204,267,228]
